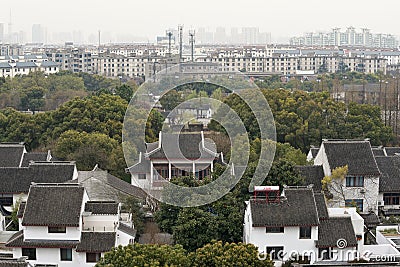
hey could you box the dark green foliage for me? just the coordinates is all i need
[95,241,273,267]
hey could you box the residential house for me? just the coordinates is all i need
[313,140,380,214]
[71,166,155,211]
[0,142,77,209]
[6,184,135,266]
[243,186,364,265]
[375,156,400,217]
[127,132,221,190]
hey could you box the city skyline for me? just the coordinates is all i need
[1,0,400,44]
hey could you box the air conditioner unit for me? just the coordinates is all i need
[360,188,366,194]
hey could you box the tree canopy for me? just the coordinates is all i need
[95,241,273,267]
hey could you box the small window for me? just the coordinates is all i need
[345,199,363,211]
[48,226,66,233]
[299,226,312,239]
[22,248,36,260]
[346,176,364,187]
[318,247,333,260]
[266,246,284,260]
[138,174,146,180]
[266,227,284,233]
[60,248,72,261]
[86,252,101,263]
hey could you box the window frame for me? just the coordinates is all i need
[138,173,146,180]
[345,175,364,187]
[299,226,312,239]
[86,252,101,263]
[266,227,284,233]
[345,199,364,211]
[22,248,37,260]
[48,226,66,233]
[266,246,284,260]
[60,248,72,261]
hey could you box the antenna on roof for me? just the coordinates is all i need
[189,30,195,62]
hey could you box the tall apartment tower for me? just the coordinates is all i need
[0,23,4,43]
[32,24,44,44]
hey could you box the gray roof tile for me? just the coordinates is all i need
[314,193,329,220]
[323,140,380,176]
[375,156,400,192]
[76,232,116,252]
[296,165,324,191]
[148,133,216,160]
[0,144,25,167]
[21,152,49,167]
[384,147,400,156]
[22,184,84,227]
[84,201,119,215]
[6,231,79,248]
[250,188,319,227]
[317,217,358,248]
[0,162,76,194]
[76,170,147,201]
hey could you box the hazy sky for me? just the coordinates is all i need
[1,0,400,42]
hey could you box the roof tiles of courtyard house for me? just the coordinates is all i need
[250,188,319,227]
[375,156,400,193]
[22,184,84,227]
[321,140,380,176]
[296,165,324,192]
[0,163,76,194]
[146,132,217,160]
[316,216,358,248]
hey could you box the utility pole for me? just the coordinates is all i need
[178,25,183,63]
[396,73,399,134]
[166,30,173,57]
[189,30,195,62]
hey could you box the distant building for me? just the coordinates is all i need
[290,27,398,49]
[32,24,45,44]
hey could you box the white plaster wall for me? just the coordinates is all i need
[342,176,379,213]
[131,172,151,189]
[116,229,134,246]
[249,226,319,262]
[23,226,81,241]
[83,215,118,232]
[313,144,331,177]
[14,247,97,267]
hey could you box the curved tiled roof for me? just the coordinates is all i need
[22,185,84,227]
[0,163,76,194]
[317,217,358,248]
[76,232,116,253]
[6,231,79,248]
[250,188,319,227]
[375,156,400,193]
[84,201,119,215]
[323,140,380,176]
[296,165,324,191]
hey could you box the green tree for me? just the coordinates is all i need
[20,86,46,111]
[159,90,184,110]
[96,244,190,267]
[192,241,273,267]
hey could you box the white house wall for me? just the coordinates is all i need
[83,215,118,232]
[244,202,319,263]
[24,226,81,241]
[14,247,99,267]
[313,144,331,177]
